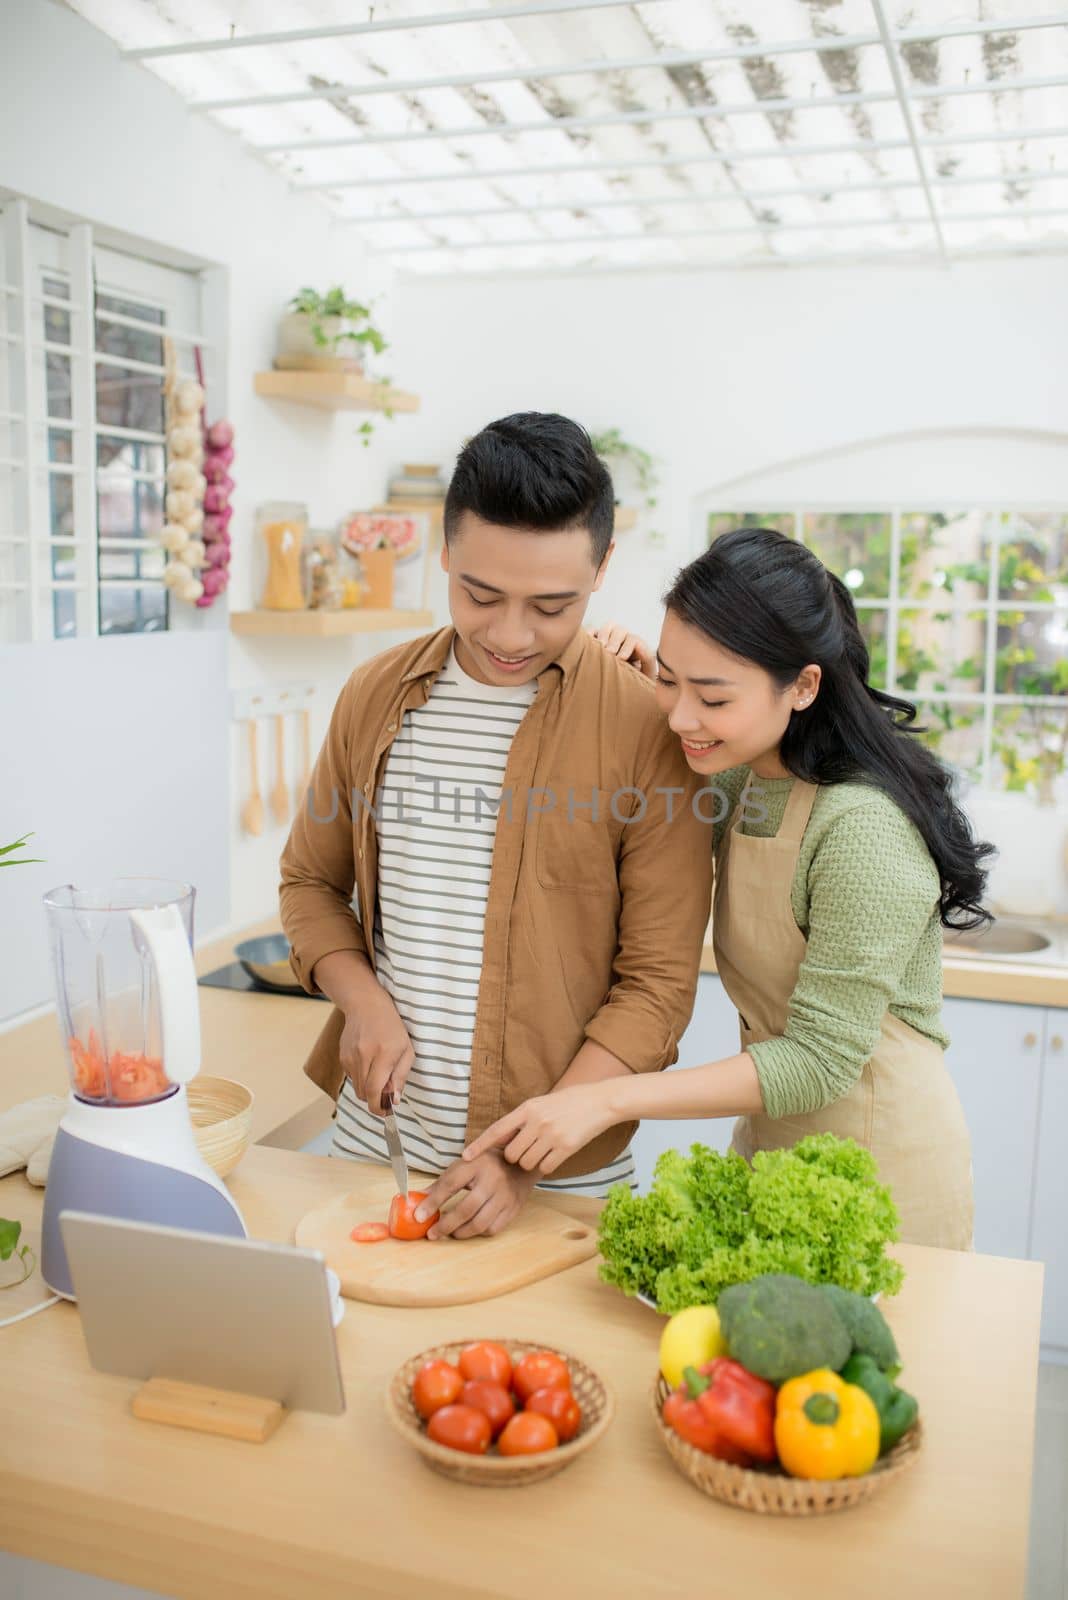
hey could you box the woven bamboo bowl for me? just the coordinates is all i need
[187,1076,254,1179]
[388,1340,615,1487]
[652,1374,923,1516]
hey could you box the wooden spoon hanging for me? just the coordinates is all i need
[241,721,265,836]
[271,714,288,825]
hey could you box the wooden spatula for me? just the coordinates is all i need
[241,722,265,836]
[271,714,288,825]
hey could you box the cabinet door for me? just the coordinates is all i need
[1030,1012,1068,1350]
[943,997,1045,1260]
[631,975,741,1192]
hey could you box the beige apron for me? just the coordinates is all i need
[713,777,974,1251]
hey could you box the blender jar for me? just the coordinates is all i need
[44,878,196,1107]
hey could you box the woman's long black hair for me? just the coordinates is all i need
[666,528,994,930]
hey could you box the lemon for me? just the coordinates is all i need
[658,1305,726,1387]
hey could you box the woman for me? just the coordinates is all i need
[463,528,993,1249]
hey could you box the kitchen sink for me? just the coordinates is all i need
[944,923,1053,959]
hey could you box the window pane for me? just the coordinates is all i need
[99,585,168,635]
[95,363,164,435]
[992,704,1068,800]
[47,471,74,541]
[51,588,77,640]
[96,435,164,477]
[95,293,164,368]
[803,513,890,599]
[48,428,73,466]
[99,548,165,582]
[856,606,889,690]
[914,702,985,785]
[707,511,796,543]
[900,511,994,602]
[993,608,1068,696]
[97,473,164,541]
[999,512,1068,601]
[895,608,987,695]
[46,353,71,420]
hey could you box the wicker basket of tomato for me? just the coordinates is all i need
[387,1339,615,1486]
[652,1274,924,1516]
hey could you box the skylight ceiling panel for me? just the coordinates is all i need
[936,174,1068,216]
[768,218,938,257]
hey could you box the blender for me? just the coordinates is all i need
[41,879,247,1299]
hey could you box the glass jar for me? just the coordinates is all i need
[303,531,345,611]
[256,501,308,610]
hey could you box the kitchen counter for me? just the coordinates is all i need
[701,918,1068,1008]
[0,1144,1043,1600]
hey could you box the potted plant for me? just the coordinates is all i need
[276,286,389,374]
[590,428,661,525]
[1,832,43,1293]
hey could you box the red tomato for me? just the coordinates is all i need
[498,1412,559,1456]
[388,1190,438,1241]
[350,1222,390,1243]
[427,1404,492,1455]
[512,1351,571,1404]
[461,1380,515,1439]
[525,1386,581,1443]
[457,1341,513,1389]
[412,1360,464,1420]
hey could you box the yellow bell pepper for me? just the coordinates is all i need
[774,1368,880,1481]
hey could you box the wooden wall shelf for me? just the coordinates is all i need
[230,609,433,638]
[253,371,421,414]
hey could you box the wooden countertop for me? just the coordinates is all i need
[0,1145,1042,1600]
[701,922,1068,1008]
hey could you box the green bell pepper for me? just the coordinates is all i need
[840,1352,919,1455]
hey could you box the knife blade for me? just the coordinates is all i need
[382,1096,409,1197]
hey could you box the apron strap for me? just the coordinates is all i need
[776,778,820,843]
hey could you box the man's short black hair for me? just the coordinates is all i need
[444,412,614,564]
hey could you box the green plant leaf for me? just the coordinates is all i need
[0,1217,21,1260]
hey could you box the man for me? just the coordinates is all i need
[280,412,711,1239]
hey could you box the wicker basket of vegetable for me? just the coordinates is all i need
[652,1274,924,1516]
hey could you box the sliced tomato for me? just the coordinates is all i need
[350,1222,390,1243]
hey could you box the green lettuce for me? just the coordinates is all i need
[598,1133,903,1312]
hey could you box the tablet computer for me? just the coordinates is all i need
[60,1210,345,1415]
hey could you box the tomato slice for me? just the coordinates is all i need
[350,1222,390,1243]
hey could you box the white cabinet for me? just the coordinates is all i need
[631,974,740,1192]
[942,997,1045,1261]
[1030,1014,1068,1351]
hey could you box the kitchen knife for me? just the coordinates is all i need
[382,1096,409,1197]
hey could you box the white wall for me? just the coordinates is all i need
[0,0,427,1016]
[391,257,1068,911]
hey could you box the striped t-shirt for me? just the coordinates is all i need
[330,645,638,1198]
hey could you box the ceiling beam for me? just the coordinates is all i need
[339,169,1068,226]
[383,206,1068,253]
[871,0,948,263]
[122,0,674,61]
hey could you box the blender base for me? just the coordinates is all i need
[42,1124,246,1299]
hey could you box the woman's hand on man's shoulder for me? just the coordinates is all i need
[589,621,657,680]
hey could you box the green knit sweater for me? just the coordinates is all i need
[709,768,948,1119]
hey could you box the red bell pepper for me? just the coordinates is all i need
[663,1367,752,1465]
[696,1357,777,1463]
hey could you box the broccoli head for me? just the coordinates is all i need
[820,1283,901,1375]
[717,1272,852,1382]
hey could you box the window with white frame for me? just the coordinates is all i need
[0,198,206,642]
[706,509,1068,798]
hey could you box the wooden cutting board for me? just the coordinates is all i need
[294,1168,600,1307]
